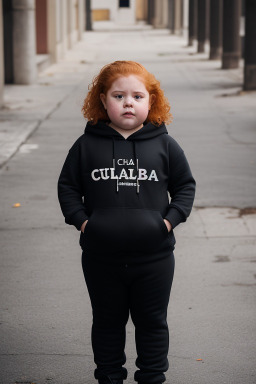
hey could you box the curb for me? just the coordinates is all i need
[0,120,40,168]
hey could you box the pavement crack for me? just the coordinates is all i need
[196,208,209,239]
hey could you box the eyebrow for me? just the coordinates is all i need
[111,90,146,95]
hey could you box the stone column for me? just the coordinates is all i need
[153,0,167,28]
[170,0,183,34]
[174,0,183,35]
[168,0,175,32]
[67,0,75,49]
[12,0,37,84]
[197,0,209,53]
[147,0,155,25]
[47,0,57,62]
[188,0,197,46]
[0,0,4,107]
[85,0,92,31]
[183,0,189,38]
[209,0,222,59]
[180,0,184,32]
[162,0,169,28]
[222,0,241,69]
[244,0,256,90]
[77,0,85,38]
[61,0,68,58]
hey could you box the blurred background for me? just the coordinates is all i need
[0,0,255,91]
[0,1,256,384]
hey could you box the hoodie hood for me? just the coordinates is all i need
[84,120,168,141]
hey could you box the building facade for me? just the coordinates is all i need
[91,0,136,24]
[1,0,85,84]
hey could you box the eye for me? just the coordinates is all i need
[134,95,142,100]
[114,94,123,99]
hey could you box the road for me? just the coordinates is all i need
[0,26,256,384]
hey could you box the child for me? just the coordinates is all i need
[58,61,196,384]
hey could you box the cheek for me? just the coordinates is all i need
[137,102,150,118]
[106,101,121,118]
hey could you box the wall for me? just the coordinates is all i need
[92,0,136,24]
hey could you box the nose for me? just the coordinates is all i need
[123,97,133,107]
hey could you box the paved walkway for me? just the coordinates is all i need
[0,24,256,384]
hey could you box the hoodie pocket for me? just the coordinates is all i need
[81,207,170,254]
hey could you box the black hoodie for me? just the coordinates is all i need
[58,121,196,263]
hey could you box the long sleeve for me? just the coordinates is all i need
[58,142,89,230]
[165,148,196,229]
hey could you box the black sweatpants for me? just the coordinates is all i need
[82,252,175,384]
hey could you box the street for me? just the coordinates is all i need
[0,26,256,384]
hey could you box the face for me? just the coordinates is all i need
[100,75,154,136]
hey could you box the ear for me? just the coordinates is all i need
[149,94,156,110]
[100,93,107,109]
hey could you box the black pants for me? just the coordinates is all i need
[82,252,175,384]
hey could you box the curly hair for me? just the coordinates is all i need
[82,60,172,126]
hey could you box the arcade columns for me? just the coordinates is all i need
[209,0,223,60]
[188,0,197,46]
[222,0,241,69]
[197,0,209,53]
[12,0,37,84]
[244,0,256,90]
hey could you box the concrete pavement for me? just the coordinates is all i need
[0,24,256,384]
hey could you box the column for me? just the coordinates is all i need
[209,0,222,59]
[243,0,256,90]
[168,0,175,32]
[85,0,92,31]
[174,0,183,35]
[222,0,241,69]
[188,0,197,46]
[147,0,155,25]
[162,0,169,28]
[67,0,75,49]
[180,0,184,33]
[0,1,4,106]
[47,0,57,62]
[12,0,37,84]
[197,0,209,53]
[153,0,165,28]
[170,0,183,34]
[77,0,85,38]
[183,0,189,38]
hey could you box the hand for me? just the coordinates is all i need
[163,219,172,233]
[81,220,88,233]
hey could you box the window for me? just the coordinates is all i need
[119,0,130,7]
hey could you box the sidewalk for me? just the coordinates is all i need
[0,25,256,384]
[0,35,98,168]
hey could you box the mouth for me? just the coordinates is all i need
[123,112,135,116]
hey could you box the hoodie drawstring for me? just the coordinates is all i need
[112,137,140,194]
[112,137,119,193]
[133,141,140,194]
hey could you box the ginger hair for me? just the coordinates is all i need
[82,60,172,126]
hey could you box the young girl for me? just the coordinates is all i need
[58,61,196,384]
